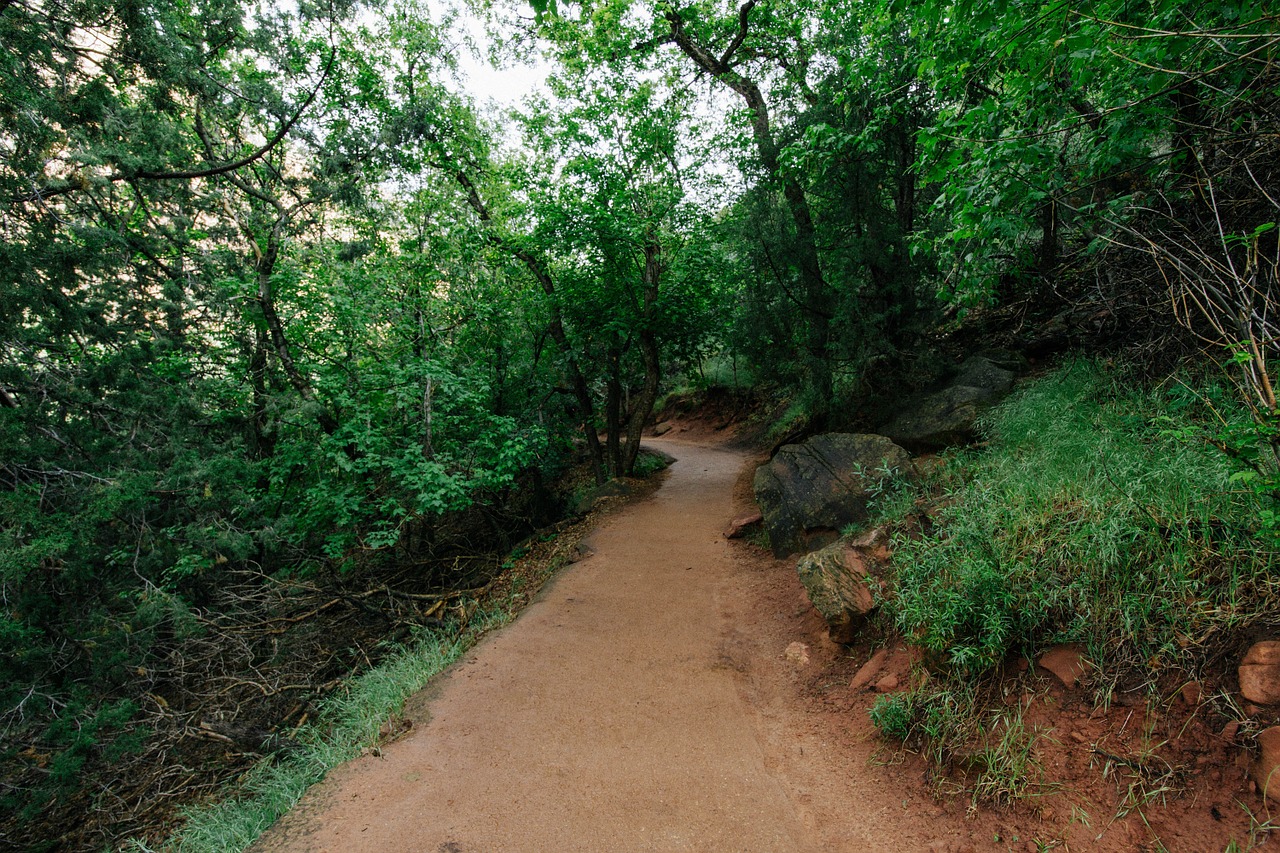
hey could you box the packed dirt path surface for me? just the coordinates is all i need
[253,438,996,853]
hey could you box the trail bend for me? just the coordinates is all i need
[252,438,981,853]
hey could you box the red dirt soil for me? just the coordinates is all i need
[251,436,1265,853]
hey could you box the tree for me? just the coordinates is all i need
[514,69,707,476]
[522,0,936,419]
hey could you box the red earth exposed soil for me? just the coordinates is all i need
[251,433,1270,853]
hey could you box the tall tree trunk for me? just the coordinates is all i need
[254,236,340,436]
[606,334,624,477]
[248,324,272,459]
[621,237,664,476]
[452,169,607,484]
[664,6,832,422]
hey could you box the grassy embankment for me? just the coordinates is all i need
[865,360,1280,802]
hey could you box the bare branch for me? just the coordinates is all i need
[719,0,757,67]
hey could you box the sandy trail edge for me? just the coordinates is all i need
[250,439,993,853]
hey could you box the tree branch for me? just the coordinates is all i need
[719,0,757,67]
[8,48,335,206]
[134,48,335,180]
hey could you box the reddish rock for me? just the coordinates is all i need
[1220,720,1241,742]
[795,540,879,643]
[850,648,891,691]
[1252,725,1280,803]
[723,512,763,539]
[783,641,811,667]
[1179,680,1202,706]
[1239,640,1280,705]
[1037,644,1088,688]
[874,673,900,693]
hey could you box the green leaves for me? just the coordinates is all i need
[903,0,1280,302]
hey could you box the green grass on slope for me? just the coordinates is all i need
[869,360,1280,802]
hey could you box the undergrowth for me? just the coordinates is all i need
[126,590,528,853]
[871,359,1280,801]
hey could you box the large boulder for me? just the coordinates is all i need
[753,433,911,557]
[879,350,1027,451]
[796,531,885,643]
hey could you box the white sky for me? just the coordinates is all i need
[440,0,551,111]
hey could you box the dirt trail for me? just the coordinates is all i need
[253,439,995,853]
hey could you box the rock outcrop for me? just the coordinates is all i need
[1254,726,1280,803]
[795,530,888,643]
[723,512,763,540]
[879,350,1028,451]
[1037,644,1088,688]
[753,433,912,557]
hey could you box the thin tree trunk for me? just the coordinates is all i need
[248,325,272,459]
[422,375,434,459]
[606,334,623,477]
[622,238,664,476]
[254,239,340,435]
[664,6,832,421]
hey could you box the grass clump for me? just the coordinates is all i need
[872,682,1047,806]
[870,359,1280,802]
[890,360,1279,682]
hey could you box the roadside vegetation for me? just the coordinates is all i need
[868,361,1280,804]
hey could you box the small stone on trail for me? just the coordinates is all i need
[1037,644,1087,688]
[874,673,900,692]
[1220,720,1241,742]
[723,512,763,539]
[784,641,811,666]
[850,648,891,691]
[1239,640,1280,705]
[1179,680,1202,706]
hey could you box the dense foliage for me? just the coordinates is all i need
[1,0,1276,847]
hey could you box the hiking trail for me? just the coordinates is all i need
[252,438,995,853]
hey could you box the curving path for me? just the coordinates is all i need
[252,439,986,853]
